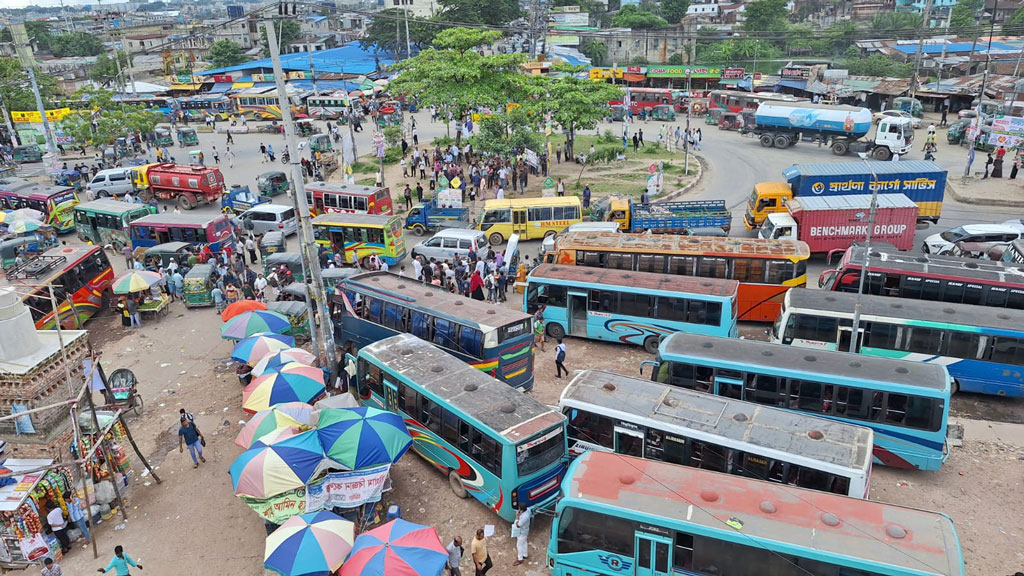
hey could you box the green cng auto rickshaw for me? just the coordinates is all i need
[309,134,332,153]
[266,300,310,340]
[155,127,174,147]
[0,236,43,268]
[12,146,43,163]
[320,267,360,291]
[608,105,627,122]
[651,104,676,122]
[295,119,319,137]
[143,242,193,272]
[183,263,217,308]
[265,252,305,282]
[705,108,722,126]
[257,171,289,197]
[260,231,288,267]
[177,127,199,148]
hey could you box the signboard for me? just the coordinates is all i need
[722,67,745,80]
[551,12,589,25]
[252,73,276,82]
[242,488,307,524]
[287,71,309,79]
[781,67,811,79]
[546,35,580,45]
[438,188,462,207]
[992,115,1024,136]
[988,132,1023,148]
[646,66,722,79]
[306,465,391,512]
[11,108,72,123]
[212,74,234,83]
[524,148,539,168]
[822,69,848,80]
[438,175,450,190]
[550,5,581,12]
[589,68,624,80]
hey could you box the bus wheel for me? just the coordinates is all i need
[448,470,468,499]
[410,224,426,237]
[177,194,196,211]
[546,323,565,340]
[488,232,504,246]
[643,336,660,354]
[543,230,557,240]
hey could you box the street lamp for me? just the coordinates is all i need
[849,152,880,352]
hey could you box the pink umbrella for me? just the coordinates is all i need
[339,519,448,576]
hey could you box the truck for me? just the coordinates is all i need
[745,160,946,230]
[750,102,913,160]
[601,197,732,234]
[404,200,469,235]
[757,194,919,252]
[129,162,225,211]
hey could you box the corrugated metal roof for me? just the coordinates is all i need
[793,194,919,211]
[783,160,944,179]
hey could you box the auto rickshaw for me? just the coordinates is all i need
[115,137,131,157]
[155,127,174,147]
[295,119,320,137]
[320,267,360,290]
[49,169,85,191]
[103,147,118,165]
[705,108,723,126]
[143,242,193,272]
[221,185,271,214]
[177,127,199,148]
[377,103,403,127]
[182,263,217,308]
[651,105,676,122]
[0,236,43,269]
[257,171,289,197]
[309,134,332,153]
[266,300,310,340]
[12,146,42,163]
[265,252,305,282]
[608,105,627,122]
[718,111,748,131]
[260,231,288,267]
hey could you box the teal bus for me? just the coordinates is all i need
[73,199,157,251]
[525,264,738,353]
[549,450,965,576]
[644,332,951,471]
[353,333,567,522]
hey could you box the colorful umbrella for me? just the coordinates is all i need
[253,426,303,446]
[264,511,355,576]
[221,310,292,340]
[231,334,296,364]
[242,363,326,414]
[235,407,305,449]
[8,219,44,234]
[111,270,163,294]
[316,407,412,470]
[339,519,447,576]
[268,401,318,427]
[253,348,318,377]
[229,430,327,499]
[7,208,44,222]
[222,299,268,322]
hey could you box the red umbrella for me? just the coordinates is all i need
[339,519,447,576]
[222,300,268,322]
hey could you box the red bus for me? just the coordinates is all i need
[305,182,393,217]
[128,213,236,253]
[609,87,690,113]
[708,89,809,113]
[4,244,114,329]
[0,177,80,233]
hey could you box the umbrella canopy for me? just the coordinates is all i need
[267,401,318,427]
[339,519,447,576]
[316,407,412,470]
[6,208,44,222]
[242,363,326,414]
[221,310,292,340]
[222,299,268,322]
[111,270,163,294]
[8,219,44,234]
[253,348,318,377]
[235,407,305,449]
[264,511,355,576]
[229,430,327,498]
[253,426,303,446]
[231,334,296,365]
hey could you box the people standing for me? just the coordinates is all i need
[512,504,532,566]
[245,236,258,265]
[555,338,568,378]
[41,557,63,576]
[533,315,546,352]
[470,529,492,576]
[178,417,205,468]
[638,129,645,147]
[122,244,134,269]
[226,147,235,168]
[97,545,143,574]
[446,535,464,576]
[46,502,71,554]
[68,492,91,544]
[126,296,141,329]
[260,143,268,162]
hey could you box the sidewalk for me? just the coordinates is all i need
[947,170,1024,208]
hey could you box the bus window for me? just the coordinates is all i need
[556,507,636,556]
[945,332,980,358]
[607,253,631,270]
[482,210,509,224]
[904,327,941,354]
[698,257,727,279]
[458,326,483,357]
[434,318,457,349]
[637,254,665,273]
[366,297,382,323]
[367,227,383,245]
[669,255,696,275]
[568,409,613,448]
[410,310,431,340]
[589,290,615,312]
[383,303,405,330]
[746,374,784,406]
[990,336,1024,365]
[441,410,459,444]
[765,260,792,283]
[864,322,898,349]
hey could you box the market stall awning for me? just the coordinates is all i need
[0,459,54,512]
[233,82,255,89]
[169,83,202,91]
[775,79,807,91]
[210,82,234,93]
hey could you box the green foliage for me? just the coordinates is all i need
[870,11,923,32]
[611,4,669,28]
[437,0,521,26]
[786,24,828,56]
[431,28,501,52]
[821,21,858,55]
[207,40,247,69]
[579,40,608,67]
[599,129,618,144]
[522,66,620,155]
[359,9,439,55]
[630,55,650,65]
[742,0,789,32]
[59,88,162,149]
[0,58,59,111]
[0,21,52,52]
[49,32,104,57]
[260,19,301,57]
[948,0,983,35]
[432,135,455,147]
[842,53,914,77]
[89,51,132,86]
[1007,5,1024,34]
[575,145,621,185]
[469,109,539,158]
[667,52,685,65]
[383,125,403,148]
[661,0,691,24]
[697,38,780,64]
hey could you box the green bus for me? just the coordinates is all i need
[73,199,157,251]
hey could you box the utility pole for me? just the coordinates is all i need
[404,5,412,59]
[0,94,18,147]
[963,0,998,183]
[264,20,337,376]
[11,23,56,159]
[849,155,880,351]
[684,70,692,175]
[910,0,934,101]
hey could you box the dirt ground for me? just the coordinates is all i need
[37,261,1021,576]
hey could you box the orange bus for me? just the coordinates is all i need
[4,244,114,329]
[546,232,810,322]
[305,182,393,217]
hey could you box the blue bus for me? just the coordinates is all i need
[644,332,951,471]
[177,95,234,121]
[353,333,567,522]
[127,213,236,253]
[549,451,966,576]
[525,264,738,353]
[336,271,535,389]
[773,288,1024,397]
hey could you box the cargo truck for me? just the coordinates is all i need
[757,194,919,252]
[745,160,946,229]
[404,199,469,235]
[602,197,731,234]
[129,162,225,210]
[751,102,913,160]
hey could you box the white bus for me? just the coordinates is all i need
[560,369,874,498]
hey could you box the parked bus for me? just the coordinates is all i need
[548,451,965,576]
[4,244,114,329]
[306,93,351,119]
[645,332,951,470]
[113,96,179,119]
[0,178,79,233]
[73,199,157,251]
[820,245,1024,309]
[305,182,393,217]
[128,213,236,252]
[231,88,305,120]
[177,95,233,121]
[311,213,406,267]
[477,197,582,245]
[773,288,1024,397]
[610,87,687,113]
[353,333,567,522]
[548,232,810,322]
[560,370,873,497]
[708,89,809,113]
[525,264,738,353]
[337,271,535,389]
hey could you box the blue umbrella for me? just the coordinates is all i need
[315,407,412,470]
[264,510,355,576]
[231,333,297,364]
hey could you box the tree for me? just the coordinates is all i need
[59,88,162,150]
[1006,4,1024,34]
[661,0,691,24]
[697,38,780,64]
[207,40,247,69]
[948,0,983,35]
[667,52,685,64]
[49,32,104,57]
[0,58,59,112]
[611,5,669,28]
[260,19,301,57]
[89,51,132,86]
[843,53,913,77]
[579,39,608,66]
[359,10,438,55]
[437,0,521,27]
[870,12,923,33]
[469,108,540,158]
[0,21,52,52]
[742,0,789,32]
[524,66,620,157]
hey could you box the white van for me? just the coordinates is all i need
[542,221,620,254]
[237,204,298,236]
[87,168,133,198]
[411,228,489,262]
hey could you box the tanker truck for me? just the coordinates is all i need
[750,102,913,160]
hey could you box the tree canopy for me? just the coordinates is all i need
[523,66,620,155]
[579,39,608,66]
[948,0,983,35]
[437,0,521,26]
[870,11,923,32]
[1007,5,1024,34]
[208,40,248,69]
[88,51,132,86]
[0,58,59,111]
[697,38,780,64]
[842,52,913,77]
[49,32,104,57]
[469,108,540,159]
[59,88,163,149]
[661,0,691,24]
[359,9,439,55]
[611,4,669,29]
[260,19,301,57]
[742,0,789,32]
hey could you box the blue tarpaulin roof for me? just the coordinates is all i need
[891,42,1017,55]
[209,82,233,92]
[776,79,808,91]
[200,41,395,78]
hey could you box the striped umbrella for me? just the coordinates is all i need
[253,348,318,377]
[316,407,412,471]
[264,511,355,576]
[222,299,268,322]
[229,430,327,499]
[235,406,305,449]
[8,219,44,234]
[339,519,447,576]
[253,426,303,446]
[6,208,44,223]
[242,363,326,414]
[231,334,296,365]
[221,310,292,341]
[111,270,163,294]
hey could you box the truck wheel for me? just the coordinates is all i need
[410,224,426,236]
[488,232,504,246]
[831,141,849,155]
[760,134,774,148]
[872,147,892,161]
[774,136,790,148]
[177,194,196,211]
[543,230,557,240]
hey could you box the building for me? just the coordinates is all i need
[986,0,1024,23]
[850,0,896,20]
[125,32,171,54]
[301,14,332,36]
[586,25,697,65]
[288,36,339,53]
[210,19,257,50]
[687,1,721,19]
[382,0,438,18]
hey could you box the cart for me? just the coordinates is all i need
[103,368,144,416]
[257,171,289,197]
[221,184,271,214]
[177,127,199,148]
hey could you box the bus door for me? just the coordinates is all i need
[634,532,672,576]
[837,327,863,353]
[614,426,643,457]
[382,376,399,411]
[512,208,528,237]
[568,292,587,337]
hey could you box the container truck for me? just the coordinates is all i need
[744,160,946,229]
[757,194,919,252]
[751,102,913,160]
[602,197,731,234]
[404,199,470,235]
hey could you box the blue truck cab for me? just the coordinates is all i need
[404,200,469,236]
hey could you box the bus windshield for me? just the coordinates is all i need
[516,427,565,476]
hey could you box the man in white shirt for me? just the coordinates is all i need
[412,257,423,281]
[46,503,71,553]
[512,504,532,566]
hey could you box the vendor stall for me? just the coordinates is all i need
[0,460,73,568]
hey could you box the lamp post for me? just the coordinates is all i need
[849,153,880,352]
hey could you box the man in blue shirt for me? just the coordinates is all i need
[178,418,205,469]
[98,545,142,575]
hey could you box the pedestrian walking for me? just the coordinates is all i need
[632,132,640,152]
[245,237,258,264]
[533,315,546,352]
[446,536,465,576]
[638,128,645,147]
[512,504,532,566]
[212,145,220,164]
[126,297,141,329]
[178,417,205,468]
[46,502,71,554]
[41,557,63,576]
[226,147,234,168]
[97,545,143,575]
[122,244,134,269]
[260,143,267,163]
[404,185,412,210]
[471,529,492,576]
[555,337,568,378]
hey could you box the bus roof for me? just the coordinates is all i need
[661,333,949,391]
[74,199,151,215]
[481,196,582,209]
[566,451,963,576]
[559,232,811,258]
[1,244,101,288]
[786,287,1024,332]
[343,271,532,329]
[311,213,397,227]
[129,213,228,226]
[562,370,872,470]
[363,333,564,442]
[306,181,385,196]
[529,264,739,297]
[785,160,944,178]
[844,246,1024,284]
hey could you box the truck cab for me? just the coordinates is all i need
[744,182,792,229]
[758,213,797,241]
[605,198,631,231]
[874,118,913,157]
